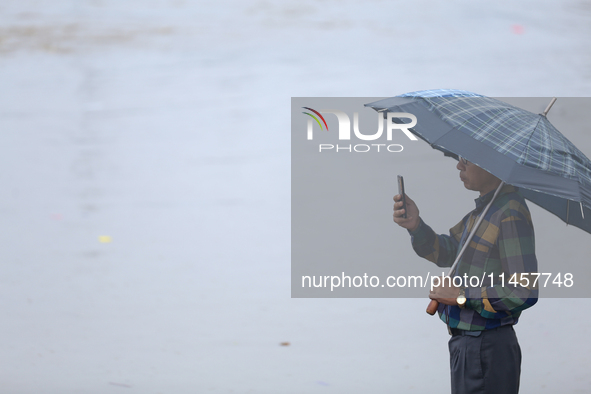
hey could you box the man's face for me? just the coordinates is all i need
[456,158,501,196]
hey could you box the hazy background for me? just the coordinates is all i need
[1,0,591,393]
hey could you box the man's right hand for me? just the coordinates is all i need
[393,194,420,232]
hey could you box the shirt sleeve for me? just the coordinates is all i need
[409,218,461,268]
[465,207,539,318]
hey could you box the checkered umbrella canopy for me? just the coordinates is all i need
[365,90,591,234]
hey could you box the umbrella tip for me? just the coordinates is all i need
[542,97,557,117]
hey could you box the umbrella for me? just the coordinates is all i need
[365,90,591,234]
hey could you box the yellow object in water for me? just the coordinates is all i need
[99,236,112,243]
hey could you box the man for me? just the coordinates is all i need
[393,157,538,394]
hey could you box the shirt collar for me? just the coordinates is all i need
[474,184,516,213]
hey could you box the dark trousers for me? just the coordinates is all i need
[448,325,521,394]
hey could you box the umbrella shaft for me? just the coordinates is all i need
[446,182,505,277]
[542,97,557,116]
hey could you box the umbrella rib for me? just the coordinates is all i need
[523,116,544,165]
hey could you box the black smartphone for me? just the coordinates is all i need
[397,175,407,219]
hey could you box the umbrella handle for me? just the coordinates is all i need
[426,299,439,315]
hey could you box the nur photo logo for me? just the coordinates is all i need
[301,107,418,153]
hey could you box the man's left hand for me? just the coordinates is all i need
[429,280,461,306]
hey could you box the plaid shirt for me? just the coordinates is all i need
[410,185,538,330]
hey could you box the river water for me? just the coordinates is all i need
[1,0,591,392]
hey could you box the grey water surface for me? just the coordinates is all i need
[1,1,591,393]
